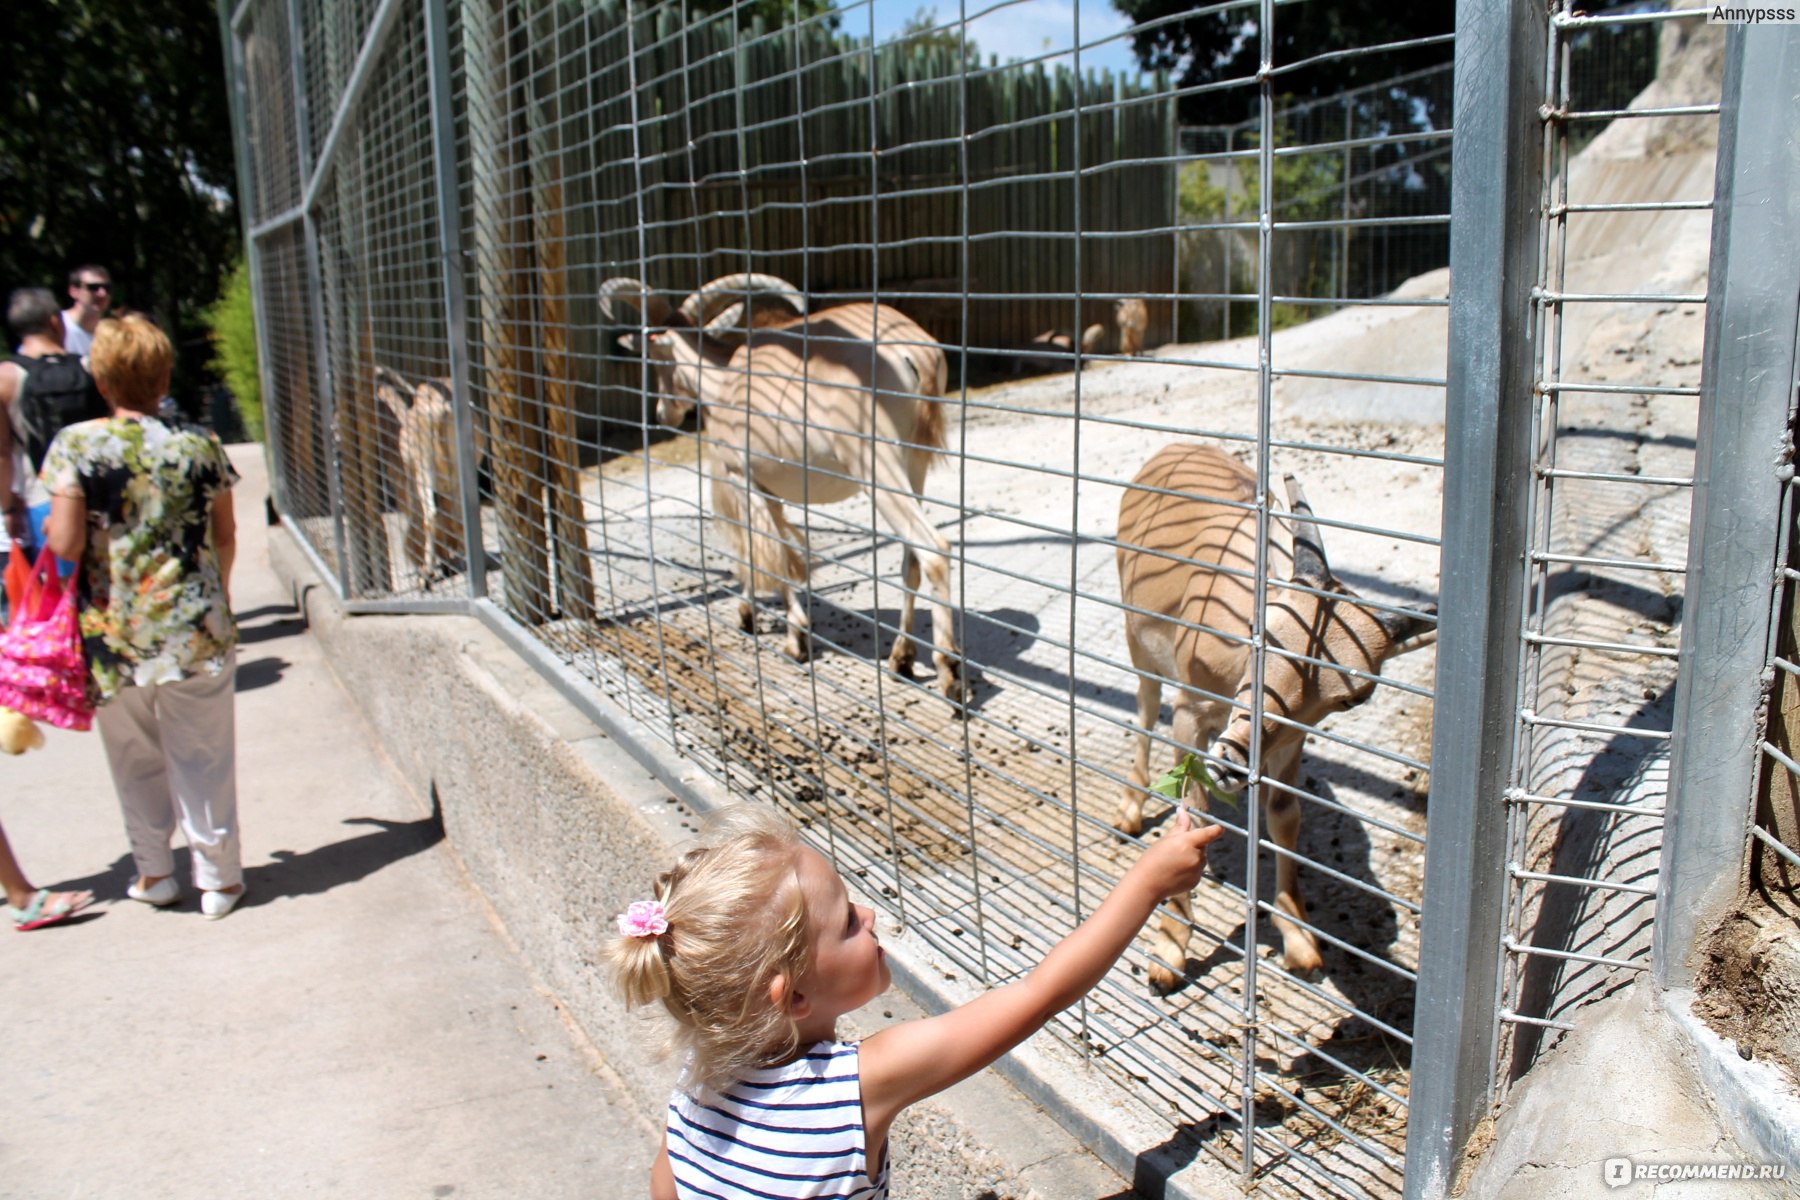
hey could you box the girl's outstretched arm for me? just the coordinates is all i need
[651,1136,676,1200]
[858,812,1220,1133]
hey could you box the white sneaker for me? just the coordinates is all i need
[127,876,180,907]
[202,886,245,920]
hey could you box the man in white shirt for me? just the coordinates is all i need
[60,265,113,360]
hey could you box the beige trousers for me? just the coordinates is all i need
[95,651,241,890]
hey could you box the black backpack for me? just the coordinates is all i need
[11,353,107,472]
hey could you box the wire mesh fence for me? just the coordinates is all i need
[223,1,1733,1195]
[1175,61,1454,343]
[1492,5,1721,1092]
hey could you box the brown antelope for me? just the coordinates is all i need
[599,274,964,701]
[1114,298,1148,357]
[1116,442,1434,989]
[376,366,466,582]
[1013,324,1105,376]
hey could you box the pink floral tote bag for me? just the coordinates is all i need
[0,546,93,731]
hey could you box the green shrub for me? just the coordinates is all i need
[204,255,262,441]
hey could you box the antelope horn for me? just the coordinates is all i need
[1379,603,1439,655]
[374,365,415,410]
[1283,473,1331,581]
[598,277,671,328]
[679,273,807,329]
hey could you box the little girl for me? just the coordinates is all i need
[609,804,1220,1199]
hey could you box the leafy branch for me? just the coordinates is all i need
[1150,752,1238,811]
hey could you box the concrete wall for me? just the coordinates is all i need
[269,527,1142,1200]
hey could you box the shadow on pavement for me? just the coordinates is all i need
[51,795,445,912]
[235,655,291,691]
[242,793,446,906]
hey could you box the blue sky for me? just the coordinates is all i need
[853,0,1145,79]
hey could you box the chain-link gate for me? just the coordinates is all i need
[218,1,1756,1196]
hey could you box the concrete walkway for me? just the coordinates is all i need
[0,445,657,1199]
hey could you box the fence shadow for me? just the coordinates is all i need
[1505,689,1673,1080]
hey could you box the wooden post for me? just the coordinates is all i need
[466,0,552,621]
[527,0,596,623]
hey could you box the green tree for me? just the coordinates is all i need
[887,7,981,62]
[676,0,838,35]
[204,255,261,441]
[1112,0,1453,127]
[1,0,239,410]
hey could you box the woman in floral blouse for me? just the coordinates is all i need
[43,313,244,919]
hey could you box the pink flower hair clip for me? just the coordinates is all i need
[618,899,669,939]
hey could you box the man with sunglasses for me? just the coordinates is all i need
[61,265,113,360]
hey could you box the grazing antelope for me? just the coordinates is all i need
[1114,298,1148,357]
[1013,324,1105,376]
[376,366,472,582]
[1116,442,1434,989]
[600,274,964,702]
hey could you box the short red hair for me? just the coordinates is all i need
[89,314,173,413]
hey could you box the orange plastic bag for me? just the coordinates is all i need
[3,544,29,620]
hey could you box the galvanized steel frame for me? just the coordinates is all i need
[1401,2,1543,1193]
[1656,25,1800,988]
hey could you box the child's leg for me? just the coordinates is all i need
[0,817,37,909]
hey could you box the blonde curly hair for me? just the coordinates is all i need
[607,805,815,1091]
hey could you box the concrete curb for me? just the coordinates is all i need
[1663,990,1800,1177]
[266,524,1150,1200]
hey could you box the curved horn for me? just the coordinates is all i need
[679,273,807,329]
[1282,472,1331,581]
[374,364,413,396]
[597,277,671,328]
[1377,602,1438,654]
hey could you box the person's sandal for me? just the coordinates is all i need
[6,888,94,931]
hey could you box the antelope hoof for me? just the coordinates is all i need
[1112,800,1145,838]
[935,655,966,705]
[887,638,917,678]
[784,629,812,664]
[1281,939,1325,978]
[1145,941,1186,994]
[738,601,756,634]
[1275,897,1324,976]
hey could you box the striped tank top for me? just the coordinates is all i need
[666,1041,889,1200]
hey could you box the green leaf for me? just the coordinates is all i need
[1150,753,1239,810]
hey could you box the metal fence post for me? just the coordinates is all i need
[215,0,288,515]
[1402,1,1546,1195]
[423,0,486,601]
[1655,26,1800,990]
[283,0,352,599]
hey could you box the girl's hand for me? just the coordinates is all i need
[860,808,1226,1132]
[1129,808,1221,900]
